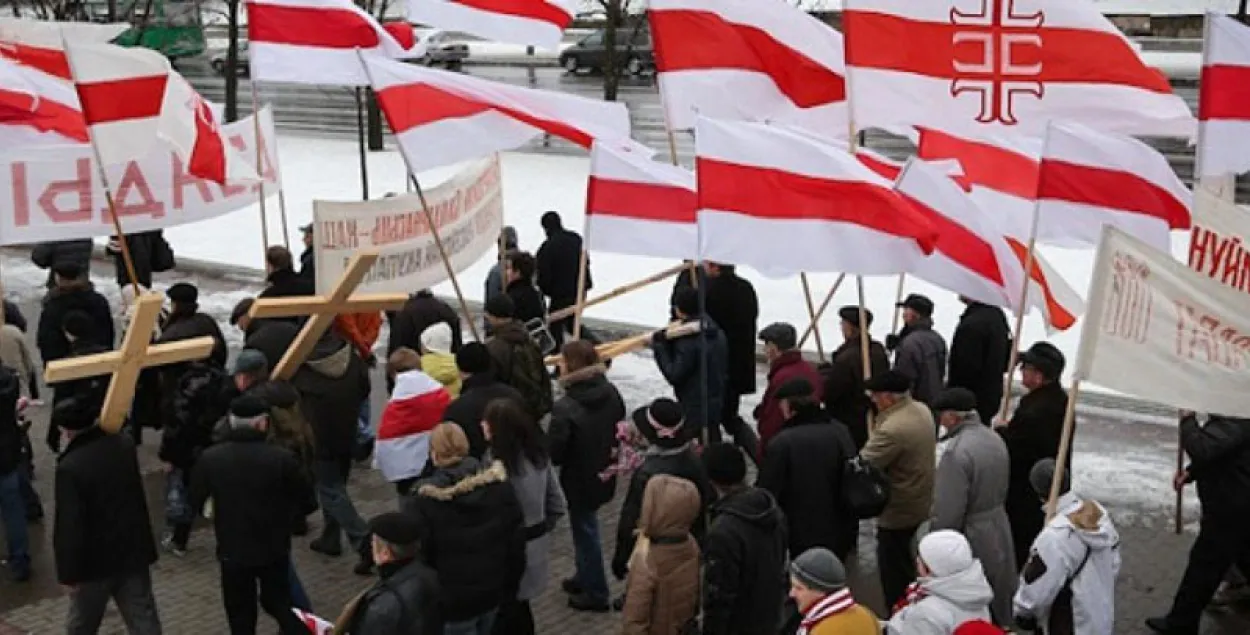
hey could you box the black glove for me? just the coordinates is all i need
[612,556,629,581]
[651,330,668,345]
[885,333,901,351]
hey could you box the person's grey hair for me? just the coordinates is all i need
[229,413,267,429]
[378,536,418,560]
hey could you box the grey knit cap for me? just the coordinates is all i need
[1029,458,1071,497]
[790,547,846,593]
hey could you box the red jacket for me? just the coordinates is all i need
[755,350,824,458]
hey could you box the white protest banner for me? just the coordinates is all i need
[1187,187,1250,295]
[1076,226,1250,416]
[0,106,280,245]
[313,154,503,295]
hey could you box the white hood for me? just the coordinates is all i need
[922,560,995,610]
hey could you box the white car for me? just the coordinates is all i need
[210,42,249,77]
[409,29,470,70]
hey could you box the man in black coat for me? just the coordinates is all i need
[105,230,173,289]
[53,387,163,634]
[652,287,729,443]
[756,377,857,561]
[32,239,92,290]
[299,224,316,284]
[998,341,1069,569]
[36,263,114,367]
[160,283,227,368]
[231,298,301,372]
[536,211,590,348]
[948,297,1012,424]
[820,307,890,450]
[548,340,626,612]
[504,251,547,327]
[259,246,315,306]
[191,395,316,635]
[441,343,525,459]
[1148,412,1250,635]
[387,290,462,358]
[45,311,112,452]
[343,512,442,634]
[702,442,788,635]
[703,262,761,461]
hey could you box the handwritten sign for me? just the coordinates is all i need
[0,106,280,245]
[1188,188,1250,295]
[312,154,503,295]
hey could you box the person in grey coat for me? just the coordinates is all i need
[930,387,1017,626]
[888,294,947,406]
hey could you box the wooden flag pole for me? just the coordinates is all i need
[800,273,826,361]
[1044,378,1082,521]
[856,275,875,435]
[888,274,907,335]
[571,217,591,340]
[547,263,686,323]
[799,273,845,349]
[253,91,292,252]
[248,80,271,259]
[410,175,482,342]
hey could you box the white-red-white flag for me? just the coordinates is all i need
[842,0,1195,138]
[292,609,334,634]
[246,0,419,86]
[649,0,846,138]
[0,18,128,145]
[363,56,636,172]
[586,142,696,260]
[694,116,936,277]
[1037,121,1191,251]
[895,158,1081,331]
[65,42,257,185]
[407,0,573,50]
[1198,13,1250,179]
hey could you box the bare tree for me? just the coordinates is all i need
[1240,0,1248,24]
[224,0,240,121]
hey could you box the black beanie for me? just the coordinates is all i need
[455,342,492,374]
[485,294,515,319]
[672,287,699,316]
[702,443,746,487]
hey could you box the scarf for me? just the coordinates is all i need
[891,581,928,616]
[798,589,856,635]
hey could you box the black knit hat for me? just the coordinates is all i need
[632,399,687,449]
[166,282,198,304]
[485,294,515,319]
[863,369,912,393]
[702,442,747,487]
[53,380,106,431]
[455,342,492,375]
[230,298,254,326]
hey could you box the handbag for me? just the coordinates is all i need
[151,232,176,273]
[842,455,891,519]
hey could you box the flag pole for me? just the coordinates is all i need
[60,32,142,299]
[888,273,906,334]
[1043,377,1081,521]
[248,76,271,261]
[571,216,590,340]
[665,129,701,293]
[855,275,875,436]
[355,86,369,201]
[800,273,826,361]
[799,273,844,349]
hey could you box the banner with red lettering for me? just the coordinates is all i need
[312,154,502,294]
[0,106,280,245]
[1076,226,1250,415]
[1187,188,1250,294]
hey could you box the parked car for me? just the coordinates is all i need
[210,42,249,76]
[558,29,653,76]
[411,29,470,70]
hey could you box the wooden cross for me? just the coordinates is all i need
[44,293,215,433]
[248,250,408,380]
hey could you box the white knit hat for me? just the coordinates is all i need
[918,530,975,577]
[419,322,454,355]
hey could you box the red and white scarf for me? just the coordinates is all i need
[892,581,928,616]
[798,589,856,634]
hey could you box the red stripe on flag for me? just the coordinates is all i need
[0,88,87,141]
[1006,237,1076,330]
[446,0,571,28]
[1037,158,1191,229]
[650,9,844,108]
[697,157,936,251]
[843,11,1173,94]
[377,82,595,148]
[188,98,228,184]
[248,4,382,48]
[1199,65,1250,121]
[76,75,166,124]
[855,151,901,181]
[918,128,1039,199]
[587,176,696,223]
[0,43,71,80]
[906,196,1005,286]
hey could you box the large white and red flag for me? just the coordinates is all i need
[1197,13,1250,179]
[1036,121,1191,251]
[586,142,696,260]
[65,42,258,185]
[407,0,573,50]
[0,18,128,145]
[363,56,636,172]
[841,0,1195,138]
[246,0,419,86]
[894,158,1081,331]
[648,0,846,138]
[694,116,937,277]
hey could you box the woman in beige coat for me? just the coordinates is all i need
[621,475,701,635]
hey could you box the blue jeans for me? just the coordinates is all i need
[289,560,311,612]
[313,458,369,549]
[569,507,608,603]
[0,469,29,574]
[357,400,374,442]
[443,608,497,635]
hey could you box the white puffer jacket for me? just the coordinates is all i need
[885,560,994,635]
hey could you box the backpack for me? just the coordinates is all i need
[499,338,554,419]
[842,455,891,519]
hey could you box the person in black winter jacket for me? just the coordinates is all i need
[158,360,230,554]
[702,262,761,461]
[31,239,92,290]
[105,231,175,289]
[190,395,317,635]
[231,298,301,373]
[948,298,1011,424]
[441,343,525,460]
[548,340,626,612]
[505,251,547,327]
[160,283,227,368]
[53,387,163,633]
[756,377,857,561]
[0,366,30,581]
[702,442,788,635]
[998,341,1069,569]
[612,400,715,583]
[652,287,728,443]
[45,311,112,452]
[37,263,114,367]
[821,307,890,450]
[388,290,462,358]
[536,211,589,348]
[299,224,316,284]
[887,294,947,407]
[402,424,526,630]
[259,246,315,309]
[343,512,442,634]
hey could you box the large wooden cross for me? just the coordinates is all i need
[249,250,408,380]
[44,293,215,433]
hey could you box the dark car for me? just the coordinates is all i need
[412,29,470,70]
[558,29,653,76]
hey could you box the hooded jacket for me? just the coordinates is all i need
[419,322,461,396]
[548,365,627,510]
[892,317,948,406]
[1014,493,1120,635]
[37,278,115,365]
[485,320,553,420]
[703,487,789,635]
[652,316,728,436]
[622,475,702,635]
[403,458,526,622]
[291,334,371,460]
[886,560,995,635]
[613,445,715,580]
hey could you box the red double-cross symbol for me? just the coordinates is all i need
[949,0,1045,125]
